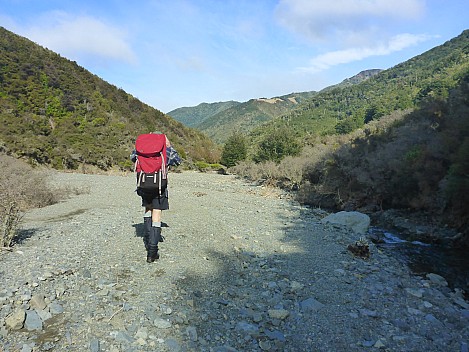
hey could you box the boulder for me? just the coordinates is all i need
[321,211,370,235]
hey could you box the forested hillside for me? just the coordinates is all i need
[230,30,469,244]
[197,92,317,143]
[0,27,219,171]
[251,30,469,143]
[169,92,317,143]
[167,101,240,128]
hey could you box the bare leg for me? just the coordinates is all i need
[152,209,162,225]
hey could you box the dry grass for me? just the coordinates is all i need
[0,154,64,248]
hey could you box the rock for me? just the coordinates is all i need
[48,302,64,314]
[299,298,324,312]
[374,338,386,348]
[426,273,448,287]
[265,330,285,342]
[112,331,134,343]
[36,308,52,322]
[290,281,304,292]
[251,312,263,323]
[24,310,43,331]
[422,301,433,308]
[405,288,424,298]
[259,339,272,351]
[5,308,26,330]
[30,294,47,310]
[134,327,148,340]
[236,321,259,334]
[425,314,443,326]
[453,297,469,309]
[165,338,181,352]
[89,338,100,352]
[186,326,198,341]
[321,211,370,235]
[153,318,172,329]
[267,309,289,320]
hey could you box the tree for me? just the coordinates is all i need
[221,132,247,167]
[364,104,385,123]
[254,127,301,163]
[335,116,363,134]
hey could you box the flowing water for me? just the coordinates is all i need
[369,227,469,294]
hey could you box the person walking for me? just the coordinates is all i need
[131,132,172,262]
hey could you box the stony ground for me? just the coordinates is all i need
[0,171,468,352]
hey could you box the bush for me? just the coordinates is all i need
[194,161,224,172]
[221,133,247,167]
[254,127,301,163]
[0,154,58,248]
[0,197,21,248]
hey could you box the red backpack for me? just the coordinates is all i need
[134,133,167,193]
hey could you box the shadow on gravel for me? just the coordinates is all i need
[167,205,328,351]
[14,228,39,244]
[132,222,170,238]
[132,223,145,238]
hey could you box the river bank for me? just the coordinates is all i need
[0,171,468,351]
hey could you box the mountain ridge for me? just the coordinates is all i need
[167,69,382,143]
[0,26,219,170]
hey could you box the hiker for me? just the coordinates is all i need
[131,132,172,263]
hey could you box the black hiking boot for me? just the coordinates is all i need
[147,227,162,262]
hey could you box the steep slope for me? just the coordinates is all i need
[0,26,219,170]
[230,30,469,240]
[251,30,469,141]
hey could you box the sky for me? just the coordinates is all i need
[0,1,468,113]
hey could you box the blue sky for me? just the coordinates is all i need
[1,0,468,113]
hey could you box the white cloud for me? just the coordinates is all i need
[301,33,434,73]
[23,12,137,64]
[275,0,426,42]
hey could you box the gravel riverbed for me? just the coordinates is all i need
[0,171,468,352]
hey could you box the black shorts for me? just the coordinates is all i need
[138,188,169,210]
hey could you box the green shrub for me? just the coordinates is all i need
[221,132,247,167]
[194,161,224,172]
[254,127,300,163]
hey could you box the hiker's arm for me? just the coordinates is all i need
[130,149,137,162]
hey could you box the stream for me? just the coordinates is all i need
[369,227,469,295]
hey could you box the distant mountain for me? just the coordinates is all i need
[167,101,240,127]
[170,91,317,143]
[0,26,219,170]
[197,92,317,142]
[169,70,381,143]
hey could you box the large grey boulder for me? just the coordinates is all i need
[321,211,370,235]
